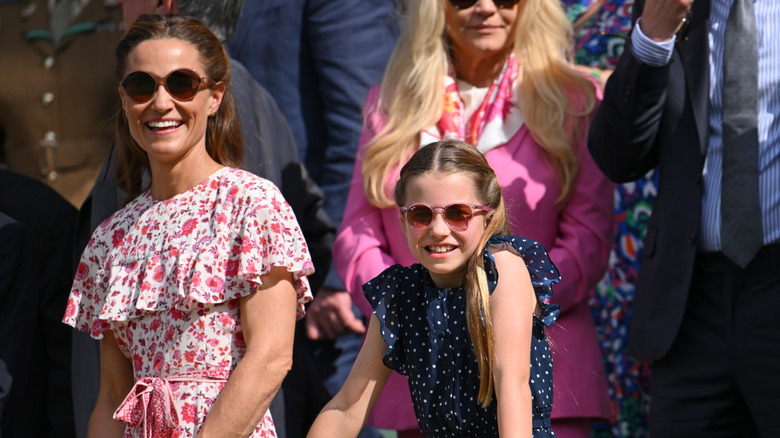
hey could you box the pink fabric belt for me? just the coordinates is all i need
[113,375,227,438]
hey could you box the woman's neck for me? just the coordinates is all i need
[451,50,511,88]
[148,151,222,201]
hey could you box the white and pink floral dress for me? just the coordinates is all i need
[64,167,314,438]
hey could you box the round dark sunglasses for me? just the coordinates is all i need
[401,203,492,231]
[448,0,520,9]
[121,69,214,103]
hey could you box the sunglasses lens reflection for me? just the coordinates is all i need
[166,70,200,99]
[122,72,156,102]
[444,205,472,229]
[407,207,434,229]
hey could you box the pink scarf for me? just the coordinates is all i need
[420,54,524,153]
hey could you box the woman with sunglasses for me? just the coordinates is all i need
[311,140,560,437]
[333,1,613,437]
[63,15,314,438]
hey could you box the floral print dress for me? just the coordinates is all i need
[64,167,314,438]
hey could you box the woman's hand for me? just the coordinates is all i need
[196,266,297,438]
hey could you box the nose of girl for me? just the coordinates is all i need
[428,213,451,237]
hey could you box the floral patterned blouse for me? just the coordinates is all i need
[64,167,314,438]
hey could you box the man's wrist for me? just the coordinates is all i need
[631,18,676,67]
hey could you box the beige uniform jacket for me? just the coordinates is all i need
[0,0,124,207]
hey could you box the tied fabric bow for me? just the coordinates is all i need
[420,54,523,154]
[113,377,180,437]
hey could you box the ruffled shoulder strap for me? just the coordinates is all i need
[483,235,561,326]
[362,264,424,357]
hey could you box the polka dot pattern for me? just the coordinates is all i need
[364,235,560,437]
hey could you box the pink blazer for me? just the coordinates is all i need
[334,87,613,429]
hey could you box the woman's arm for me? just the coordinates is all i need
[307,314,393,437]
[490,250,538,438]
[197,266,297,438]
[547,133,614,312]
[87,331,134,438]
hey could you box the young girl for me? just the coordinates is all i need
[308,140,560,438]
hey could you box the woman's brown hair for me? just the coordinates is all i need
[115,14,243,201]
[394,139,511,407]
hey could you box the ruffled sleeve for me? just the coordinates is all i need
[64,225,114,339]
[230,179,315,318]
[483,235,561,326]
[362,264,416,373]
[63,169,315,339]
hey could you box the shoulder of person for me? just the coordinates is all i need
[489,247,530,274]
[223,167,280,194]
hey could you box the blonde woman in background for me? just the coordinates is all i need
[332,1,613,437]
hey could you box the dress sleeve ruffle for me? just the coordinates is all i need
[64,179,315,339]
[362,264,409,373]
[484,235,561,327]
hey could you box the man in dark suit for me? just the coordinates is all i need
[0,168,78,438]
[0,212,36,437]
[588,0,780,436]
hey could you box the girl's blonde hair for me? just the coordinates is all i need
[363,0,596,208]
[394,140,512,407]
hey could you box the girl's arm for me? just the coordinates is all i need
[490,250,538,438]
[87,331,134,438]
[197,266,297,438]
[307,314,393,437]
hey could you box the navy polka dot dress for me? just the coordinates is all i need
[363,235,560,438]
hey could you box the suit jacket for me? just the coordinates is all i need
[0,168,78,438]
[226,0,399,289]
[0,212,36,438]
[588,0,711,361]
[334,87,613,428]
[0,0,124,207]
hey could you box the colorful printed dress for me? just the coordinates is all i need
[63,167,314,438]
[363,235,561,437]
[561,1,654,436]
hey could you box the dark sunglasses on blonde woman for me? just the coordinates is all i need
[448,0,520,9]
[121,69,214,103]
[401,203,492,231]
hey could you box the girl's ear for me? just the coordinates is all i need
[485,211,494,227]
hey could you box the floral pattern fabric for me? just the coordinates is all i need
[64,167,314,438]
[419,54,524,154]
[561,1,654,437]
